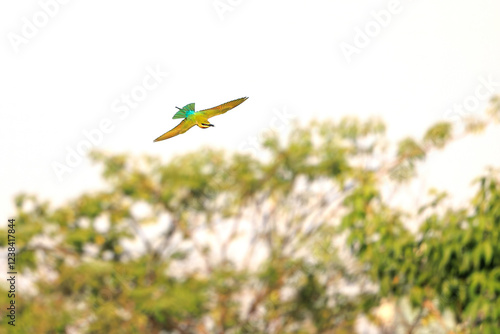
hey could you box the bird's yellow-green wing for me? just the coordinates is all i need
[197,97,248,119]
[153,119,196,142]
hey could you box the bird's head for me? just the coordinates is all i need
[199,122,214,129]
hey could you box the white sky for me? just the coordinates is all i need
[1,0,500,217]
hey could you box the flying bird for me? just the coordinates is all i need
[153,97,249,142]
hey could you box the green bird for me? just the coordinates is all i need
[154,97,249,142]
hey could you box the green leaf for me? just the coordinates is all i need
[423,122,452,149]
[397,138,426,161]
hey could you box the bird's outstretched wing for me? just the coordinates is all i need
[153,119,196,142]
[197,97,248,119]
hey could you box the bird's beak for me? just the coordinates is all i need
[209,124,214,127]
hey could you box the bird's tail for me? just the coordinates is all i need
[172,103,195,119]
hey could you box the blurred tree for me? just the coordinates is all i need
[1,98,500,333]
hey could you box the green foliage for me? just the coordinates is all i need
[398,138,426,160]
[4,108,500,333]
[423,122,452,149]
